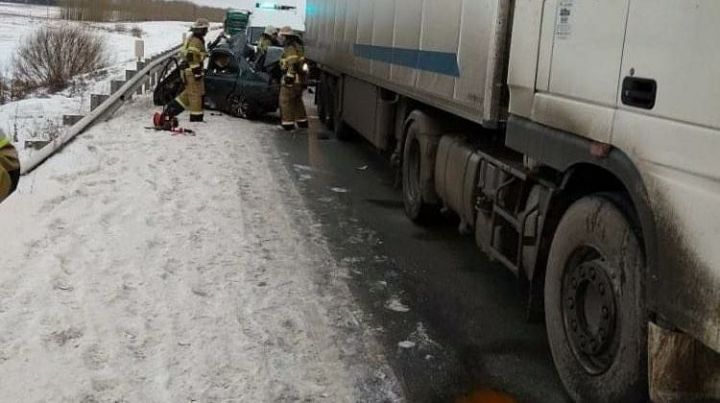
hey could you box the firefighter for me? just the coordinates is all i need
[161,18,210,125]
[260,25,279,51]
[254,26,278,71]
[0,131,20,203]
[278,26,308,131]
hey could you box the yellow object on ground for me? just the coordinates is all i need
[0,137,20,202]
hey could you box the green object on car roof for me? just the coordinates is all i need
[225,9,251,36]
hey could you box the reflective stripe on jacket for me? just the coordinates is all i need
[280,42,305,75]
[180,35,207,69]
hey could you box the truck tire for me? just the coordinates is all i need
[317,74,330,125]
[322,75,352,140]
[402,119,438,224]
[331,91,352,141]
[545,194,648,403]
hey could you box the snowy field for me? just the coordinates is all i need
[0,96,402,402]
[0,1,215,163]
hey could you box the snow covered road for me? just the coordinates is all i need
[0,98,401,402]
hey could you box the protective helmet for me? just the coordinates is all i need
[278,26,297,37]
[264,25,278,36]
[192,18,210,30]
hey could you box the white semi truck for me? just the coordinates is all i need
[306,0,720,401]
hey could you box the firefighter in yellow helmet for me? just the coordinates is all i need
[254,25,279,71]
[259,25,279,52]
[160,18,210,125]
[0,131,20,203]
[278,26,308,131]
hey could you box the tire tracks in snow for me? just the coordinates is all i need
[0,97,402,402]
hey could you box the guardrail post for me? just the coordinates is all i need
[110,80,125,94]
[136,62,146,94]
[90,94,109,111]
[125,70,136,99]
[62,115,84,126]
[24,140,50,150]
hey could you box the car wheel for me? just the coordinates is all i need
[230,96,257,120]
[545,193,648,403]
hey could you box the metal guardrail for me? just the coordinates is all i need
[20,46,181,175]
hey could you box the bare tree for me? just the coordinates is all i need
[12,25,108,92]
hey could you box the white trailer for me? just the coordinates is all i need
[306,0,720,401]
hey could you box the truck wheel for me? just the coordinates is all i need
[323,75,352,140]
[317,82,327,124]
[317,75,330,125]
[331,92,352,140]
[324,79,336,131]
[402,120,437,224]
[545,194,648,402]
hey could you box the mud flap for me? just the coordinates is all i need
[650,323,720,402]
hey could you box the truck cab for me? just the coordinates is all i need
[510,0,720,360]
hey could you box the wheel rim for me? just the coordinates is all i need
[562,248,619,375]
[405,138,421,206]
[231,98,249,118]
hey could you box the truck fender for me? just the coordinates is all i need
[507,117,658,319]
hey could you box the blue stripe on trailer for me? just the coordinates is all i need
[353,44,460,77]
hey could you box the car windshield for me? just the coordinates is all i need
[227,32,252,59]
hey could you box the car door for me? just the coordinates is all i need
[204,50,240,111]
[236,58,280,112]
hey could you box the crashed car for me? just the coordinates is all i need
[154,34,283,120]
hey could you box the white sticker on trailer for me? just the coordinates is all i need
[556,0,574,40]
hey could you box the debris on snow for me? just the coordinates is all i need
[292,164,313,172]
[385,297,410,313]
[408,322,441,350]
